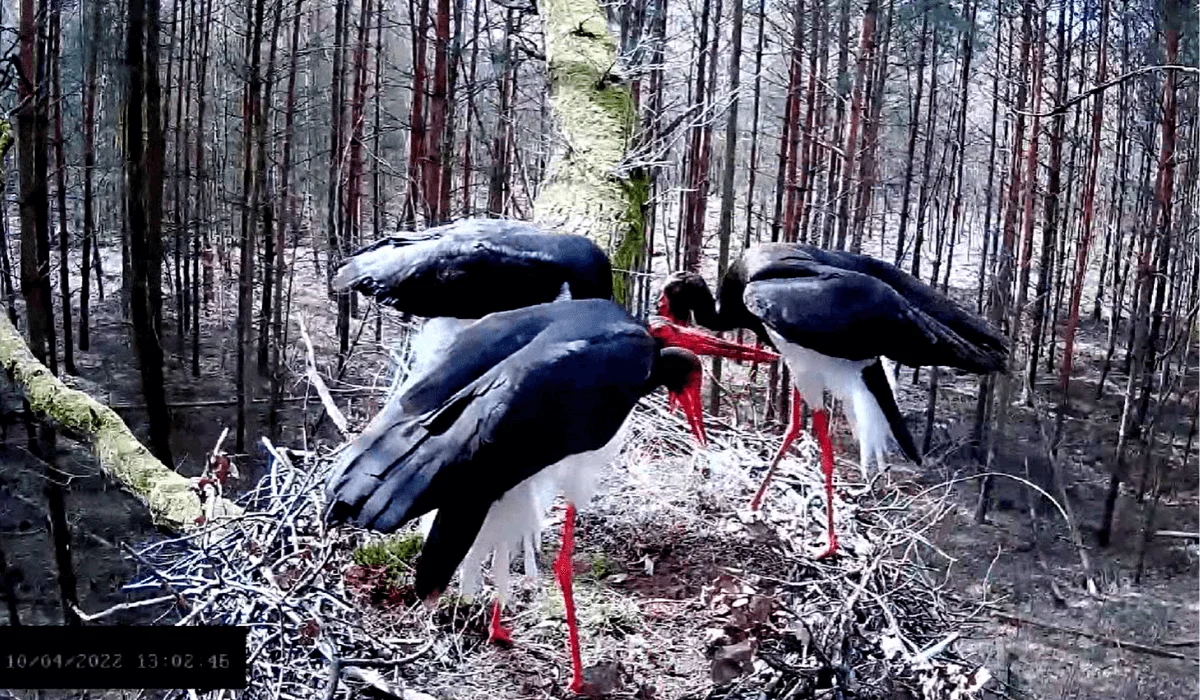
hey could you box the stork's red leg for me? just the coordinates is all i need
[750,388,804,511]
[812,409,839,558]
[488,598,513,646]
[553,502,585,694]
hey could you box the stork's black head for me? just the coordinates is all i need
[657,271,714,326]
[652,347,707,446]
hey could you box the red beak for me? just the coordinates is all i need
[649,319,780,364]
[656,293,675,321]
[670,378,707,447]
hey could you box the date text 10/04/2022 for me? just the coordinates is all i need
[0,627,247,690]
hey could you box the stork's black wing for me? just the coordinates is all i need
[741,264,1006,373]
[740,243,1009,366]
[331,218,613,318]
[324,300,655,598]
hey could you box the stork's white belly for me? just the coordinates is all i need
[395,317,475,396]
[764,327,895,478]
[452,411,635,604]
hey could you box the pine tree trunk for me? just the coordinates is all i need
[424,0,451,222]
[270,0,306,438]
[146,0,166,340]
[975,0,1032,523]
[974,9,1002,312]
[894,13,927,267]
[779,0,804,244]
[192,0,213,378]
[50,11,74,375]
[235,0,266,454]
[849,0,890,254]
[1099,1,1179,548]
[124,0,173,465]
[911,32,938,279]
[406,0,430,223]
[923,0,973,454]
[17,0,56,375]
[256,0,284,374]
[833,0,876,251]
[680,0,715,271]
[1027,0,1069,395]
[710,0,745,414]
[460,0,481,215]
[1053,0,1109,446]
[740,0,767,249]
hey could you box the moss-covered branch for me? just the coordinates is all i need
[0,311,242,531]
[533,0,644,305]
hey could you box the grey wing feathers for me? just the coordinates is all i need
[743,269,1006,373]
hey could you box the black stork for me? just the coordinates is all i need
[331,218,614,383]
[655,242,1009,557]
[323,299,777,694]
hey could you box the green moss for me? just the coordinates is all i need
[353,533,424,584]
[0,310,241,533]
[611,169,649,306]
[534,0,642,262]
[588,552,617,580]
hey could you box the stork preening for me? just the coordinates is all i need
[657,243,1009,557]
[323,299,777,694]
[330,218,615,386]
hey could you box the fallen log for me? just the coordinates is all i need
[0,311,242,531]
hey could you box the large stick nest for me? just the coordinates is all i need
[120,377,993,700]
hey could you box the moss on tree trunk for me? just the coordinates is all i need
[533,0,644,305]
[0,310,242,531]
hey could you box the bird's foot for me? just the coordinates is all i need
[814,536,839,560]
[488,600,514,647]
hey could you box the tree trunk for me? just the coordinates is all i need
[740,0,767,249]
[779,0,804,244]
[424,0,451,222]
[975,0,1032,523]
[405,0,430,223]
[235,0,266,454]
[460,0,482,215]
[1028,0,1069,395]
[256,0,284,374]
[897,15,931,268]
[192,0,213,378]
[1053,0,1108,445]
[146,0,166,340]
[50,10,74,375]
[124,0,173,465]
[849,0,891,254]
[680,0,716,272]
[833,0,876,252]
[1098,1,1179,548]
[911,31,938,279]
[533,0,645,304]
[710,0,745,414]
[923,0,973,454]
[974,8,1002,312]
[17,0,57,377]
[270,0,306,439]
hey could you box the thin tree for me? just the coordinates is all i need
[50,8,74,375]
[125,0,174,464]
[709,0,745,413]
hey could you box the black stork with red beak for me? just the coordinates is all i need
[331,218,615,383]
[656,243,1009,557]
[324,299,776,694]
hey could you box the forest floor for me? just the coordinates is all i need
[0,227,1196,699]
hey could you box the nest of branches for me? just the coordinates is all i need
[118,373,993,700]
